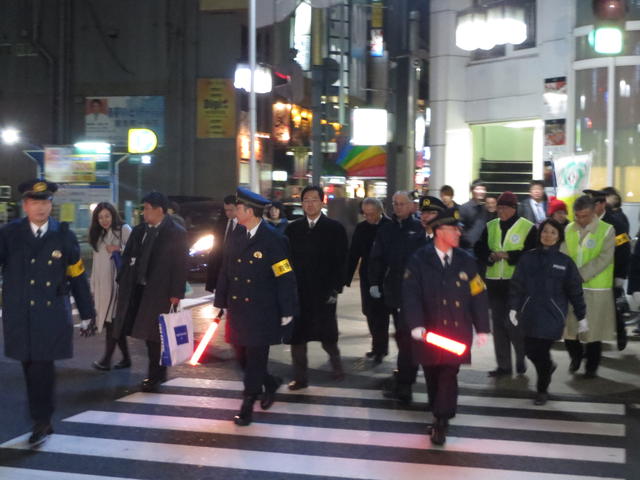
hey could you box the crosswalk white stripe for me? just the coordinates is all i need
[0,467,137,480]
[164,377,626,416]
[1,434,624,480]
[118,392,626,437]
[65,410,626,464]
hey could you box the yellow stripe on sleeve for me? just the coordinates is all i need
[272,259,292,277]
[66,259,85,278]
[615,233,630,246]
[469,274,486,296]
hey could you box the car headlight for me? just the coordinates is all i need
[189,234,215,256]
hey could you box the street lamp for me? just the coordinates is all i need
[1,128,20,145]
[1,128,44,178]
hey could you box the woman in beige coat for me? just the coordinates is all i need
[89,202,132,370]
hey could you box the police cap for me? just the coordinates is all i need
[419,195,446,212]
[236,187,270,210]
[428,207,463,230]
[18,179,58,200]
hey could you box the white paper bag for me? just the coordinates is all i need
[159,306,194,366]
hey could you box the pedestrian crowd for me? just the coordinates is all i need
[1,177,638,448]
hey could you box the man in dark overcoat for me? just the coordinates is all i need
[285,185,348,390]
[0,179,95,446]
[368,191,425,404]
[214,187,297,425]
[114,191,188,392]
[403,207,490,445]
[346,197,390,363]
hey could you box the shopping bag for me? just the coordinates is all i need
[159,305,194,366]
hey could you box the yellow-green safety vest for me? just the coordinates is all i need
[564,220,613,290]
[485,217,534,280]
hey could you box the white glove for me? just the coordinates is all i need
[615,278,625,288]
[578,318,589,333]
[633,291,640,305]
[509,310,518,326]
[369,285,382,299]
[411,327,426,341]
[80,319,91,329]
[475,333,488,346]
[281,316,293,326]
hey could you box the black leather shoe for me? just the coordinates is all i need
[234,395,257,426]
[92,360,110,371]
[584,370,597,379]
[365,351,376,358]
[372,354,385,365]
[383,384,412,406]
[617,331,628,351]
[569,359,581,373]
[260,376,282,410]
[534,393,548,406]
[28,423,53,447]
[287,380,308,391]
[430,418,447,446]
[141,376,165,392]
[488,368,512,377]
[113,359,132,369]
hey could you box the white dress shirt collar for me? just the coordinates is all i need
[435,246,453,267]
[30,221,49,237]
[246,220,261,239]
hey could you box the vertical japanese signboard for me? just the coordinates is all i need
[196,78,236,138]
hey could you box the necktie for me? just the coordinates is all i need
[309,220,315,229]
[36,228,42,239]
[444,254,450,269]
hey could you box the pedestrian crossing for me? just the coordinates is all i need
[0,376,629,479]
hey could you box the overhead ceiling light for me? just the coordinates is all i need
[1,128,20,145]
[455,2,527,51]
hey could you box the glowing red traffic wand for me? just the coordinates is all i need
[423,331,467,356]
[189,317,222,366]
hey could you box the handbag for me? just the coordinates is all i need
[159,304,194,366]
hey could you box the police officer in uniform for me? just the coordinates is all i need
[403,207,490,445]
[213,188,298,426]
[0,180,95,446]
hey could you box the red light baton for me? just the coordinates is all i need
[423,331,467,356]
[189,317,222,366]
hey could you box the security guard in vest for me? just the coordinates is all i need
[0,179,95,447]
[561,195,616,377]
[583,189,631,351]
[475,191,537,377]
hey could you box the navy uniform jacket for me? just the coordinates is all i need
[403,244,490,365]
[602,210,630,280]
[0,217,95,361]
[215,221,298,346]
[368,215,425,309]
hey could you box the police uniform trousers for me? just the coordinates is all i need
[233,345,278,396]
[422,364,460,420]
[361,281,391,356]
[524,337,555,393]
[129,284,166,382]
[392,309,418,385]
[487,280,525,373]
[291,341,342,382]
[22,360,55,425]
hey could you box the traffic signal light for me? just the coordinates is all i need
[590,0,627,54]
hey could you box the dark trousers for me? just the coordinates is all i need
[233,345,277,396]
[146,340,167,381]
[291,341,342,382]
[22,360,55,425]
[564,339,602,373]
[488,281,525,372]
[423,364,460,420]
[524,337,555,393]
[100,321,130,364]
[361,282,391,355]
[392,309,418,385]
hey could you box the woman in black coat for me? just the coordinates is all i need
[509,219,586,405]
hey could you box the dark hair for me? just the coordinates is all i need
[223,194,237,205]
[89,202,124,252]
[269,201,284,219]
[301,185,325,202]
[142,191,169,213]
[538,218,565,246]
[470,179,485,191]
[237,202,263,219]
[90,98,103,107]
[530,179,545,188]
[485,195,497,201]
[168,201,180,214]
[441,185,454,196]
[602,186,622,208]
[573,195,595,212]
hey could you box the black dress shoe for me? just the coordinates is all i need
[383,384,412,406]
[113,358,132,369]
[141,377,165,392]
[584,370,597,379]
[260,376,282,410]
[234,395,257,426]
[372,354,385,365]
[28,423,53,447]
[92,360,110,371]
[534,393,548,406]
[287,380,308,391]
[569,359,581,373]
[488,368,512,377]
[430,418,447,446]
[365,351,376,358]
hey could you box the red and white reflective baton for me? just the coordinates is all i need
[423,331,467,356]
[189,317,222,366]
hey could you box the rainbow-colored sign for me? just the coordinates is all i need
[336,145,386,177]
